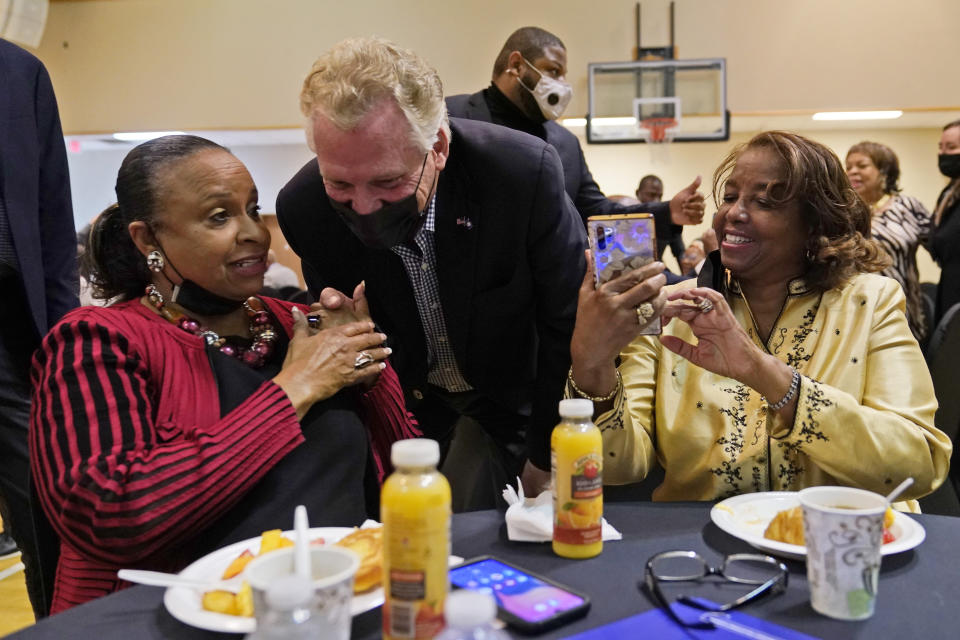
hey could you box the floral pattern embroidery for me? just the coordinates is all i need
[715,384,750,457]
[711,460,744,497]
[796,378,832,445]
[775,440,805,489]
[785,304,819,369]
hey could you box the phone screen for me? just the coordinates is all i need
[449,558,586,624]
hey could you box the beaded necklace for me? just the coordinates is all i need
[145,284,278,368]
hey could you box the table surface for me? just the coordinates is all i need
[7,502,958,639]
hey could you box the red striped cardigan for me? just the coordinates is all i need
[29,297,419,613]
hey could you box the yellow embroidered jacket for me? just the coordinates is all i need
[593,273,951,508]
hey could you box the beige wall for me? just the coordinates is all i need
[34,0,959,283]
[37,0,960,132]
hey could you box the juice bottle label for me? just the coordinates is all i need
[383,512,448,639]
[554,453,603,545]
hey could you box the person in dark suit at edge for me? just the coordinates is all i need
[446,26,705,259]
[277,37,594,506]
[0,37,79,616]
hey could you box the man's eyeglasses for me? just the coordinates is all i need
[643,550,788,629]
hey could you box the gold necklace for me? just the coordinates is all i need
[870,193,891,215]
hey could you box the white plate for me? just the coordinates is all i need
[710,491,926,561]
[164,527,370,634]
[163,526,463,634]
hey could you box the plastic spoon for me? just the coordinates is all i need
[294,504,311,580]
[885,477,914,504]
[117,569,241,592]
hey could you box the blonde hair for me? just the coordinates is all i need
[300,36,450,153]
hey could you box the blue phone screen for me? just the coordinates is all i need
[449,559,585,623]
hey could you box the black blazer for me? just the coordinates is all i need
[276,117,586,467]
[0,39,78,338]
[446,90,680,257]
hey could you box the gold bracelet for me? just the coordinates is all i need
[567,367,621,402]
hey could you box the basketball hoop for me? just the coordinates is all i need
[639,117,678,144]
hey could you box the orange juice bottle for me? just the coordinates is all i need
[552,399,603,559]
[382,439,451,639]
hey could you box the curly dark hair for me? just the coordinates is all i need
[712,131,890,293]
[846,140,901,194]
[81,135,228,302]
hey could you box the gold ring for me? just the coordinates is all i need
[697,298,714,314]
[637,302,656,324]
[354,351,375,369]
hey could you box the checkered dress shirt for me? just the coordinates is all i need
[0,186,20,269]
[391,195,473,392]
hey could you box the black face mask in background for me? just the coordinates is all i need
[328,154,430,250]
[939,153,960,179]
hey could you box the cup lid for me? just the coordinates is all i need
[444,590,497,628]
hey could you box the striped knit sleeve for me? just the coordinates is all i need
[358,361,421,483]
[29,319,304,565]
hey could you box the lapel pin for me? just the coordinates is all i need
[456,217,473,230]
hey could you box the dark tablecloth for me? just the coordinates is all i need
[7,502,958,639]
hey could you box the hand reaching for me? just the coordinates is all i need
[659,288,763,384]
[569,250,667,396]
[273,307,391,418]
[307,282,372,330]
[669,176,705,226]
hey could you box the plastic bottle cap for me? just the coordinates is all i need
[559,398,593,418]
[444,590,497,628]
[263,574,314,611]
[391,438,441,467]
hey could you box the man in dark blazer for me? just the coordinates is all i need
[277,37,589,503]
[0,38,78,615]
[446,26,705,259]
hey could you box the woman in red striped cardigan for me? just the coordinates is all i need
[29,135,420,613]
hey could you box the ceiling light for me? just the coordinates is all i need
[112,131,186,142]
[812,111,903,121]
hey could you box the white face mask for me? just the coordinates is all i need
[518,57,572,121]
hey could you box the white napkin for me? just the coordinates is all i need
[502,478,622,542]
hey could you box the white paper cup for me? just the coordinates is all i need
[798,486,886,620]
[244,546,360,638]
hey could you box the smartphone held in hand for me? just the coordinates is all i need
[587,214,660,335]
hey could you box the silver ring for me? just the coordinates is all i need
[306,315,321,330]
[636,302,656,324]
[697,298,714,314]
[354,351,374,369]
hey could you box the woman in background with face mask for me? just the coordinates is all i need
[929,120,960,323]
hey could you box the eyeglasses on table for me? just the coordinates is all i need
[642,550,789,630]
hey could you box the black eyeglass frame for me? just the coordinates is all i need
[642,550,788,629]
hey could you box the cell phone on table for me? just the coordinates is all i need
[449,556,590,634]
[587,213,659,334]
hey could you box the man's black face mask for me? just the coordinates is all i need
[328,154,430,250]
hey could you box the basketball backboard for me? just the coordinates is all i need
[586,58,728,144]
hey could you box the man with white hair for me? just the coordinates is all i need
[277,37,588,503]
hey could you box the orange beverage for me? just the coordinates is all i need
[551,399,603,559]
[382,439,451,639]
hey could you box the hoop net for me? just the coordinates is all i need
[639,117,678,144]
